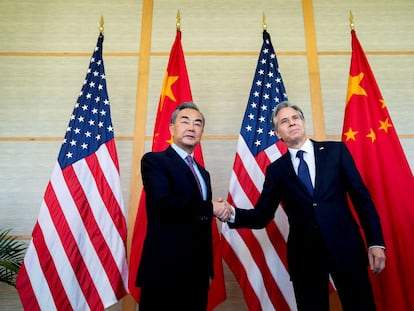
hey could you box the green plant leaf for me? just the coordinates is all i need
[0,228,28,287]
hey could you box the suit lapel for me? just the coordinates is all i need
[280,152,306,192]
[166,146,196,181]
[287,152,313,196]
[166,146,207,199]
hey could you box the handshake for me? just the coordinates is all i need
[212,198,234,222]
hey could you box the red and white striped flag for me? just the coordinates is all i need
[221,30,297,311]
[16,32,128,310]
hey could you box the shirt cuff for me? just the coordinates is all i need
[369,245,385,250]
[228,206,236,223]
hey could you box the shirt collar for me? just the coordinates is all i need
[288,139,313,160]
[171,143,193,160]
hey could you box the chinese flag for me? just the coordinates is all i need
[128,29,226,310]
[342,29,414,311]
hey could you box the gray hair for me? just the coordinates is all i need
[170,102,205,127]
[272,101,305,130]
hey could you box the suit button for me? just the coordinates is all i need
[196,216,209,221]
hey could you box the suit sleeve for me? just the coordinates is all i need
[229,164,280,229]
[340,142,385,247]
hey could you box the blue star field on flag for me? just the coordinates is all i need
[58,34,114,169]
[240,30,288,156]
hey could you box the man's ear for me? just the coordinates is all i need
[276,134,284,142]
[275,130,281,140]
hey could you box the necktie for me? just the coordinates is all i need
[186,155,203,195]
[296,150,313,195]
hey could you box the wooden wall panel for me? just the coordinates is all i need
[151,0,305,52]
[0,142,59,233]
[314,0,414,52]
[0,56,85,136]
[0,0,141,53]
[0,57,138,137]
[0,0,413,310]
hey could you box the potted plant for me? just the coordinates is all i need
[0,228,27,286]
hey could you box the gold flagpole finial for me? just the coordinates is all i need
[262,12,267,31]
[99,15,104,33]
[349,10,354,30]
[176,10,181,30]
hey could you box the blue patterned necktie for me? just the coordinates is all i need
[186,155,203,195]
[296,150,313,195]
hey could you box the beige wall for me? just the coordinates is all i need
[1,0,413,310]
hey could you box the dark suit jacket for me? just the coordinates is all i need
[230,140,384,278]
[136,146,214,288]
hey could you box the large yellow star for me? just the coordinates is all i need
[366,128,376,143]
[379,118,392,133]
[160,71,179,111]
[165,135,174,145]
[346,72,367,104]
[344,127,358,141]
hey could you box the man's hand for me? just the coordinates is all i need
[368,246,386,275]
[212,197,233,222]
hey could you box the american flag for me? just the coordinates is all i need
[221,30,297,311]
[16,33,128,311]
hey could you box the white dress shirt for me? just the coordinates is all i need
[171,144,207,201]
[288,138,316,188]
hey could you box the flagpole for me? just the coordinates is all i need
[176,9,181,30]
[349,11,354,30]
[99,15,104,33]
[262,12,267,30]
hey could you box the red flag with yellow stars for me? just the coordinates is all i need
[342,29,414,311]
[128,29,226,310]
